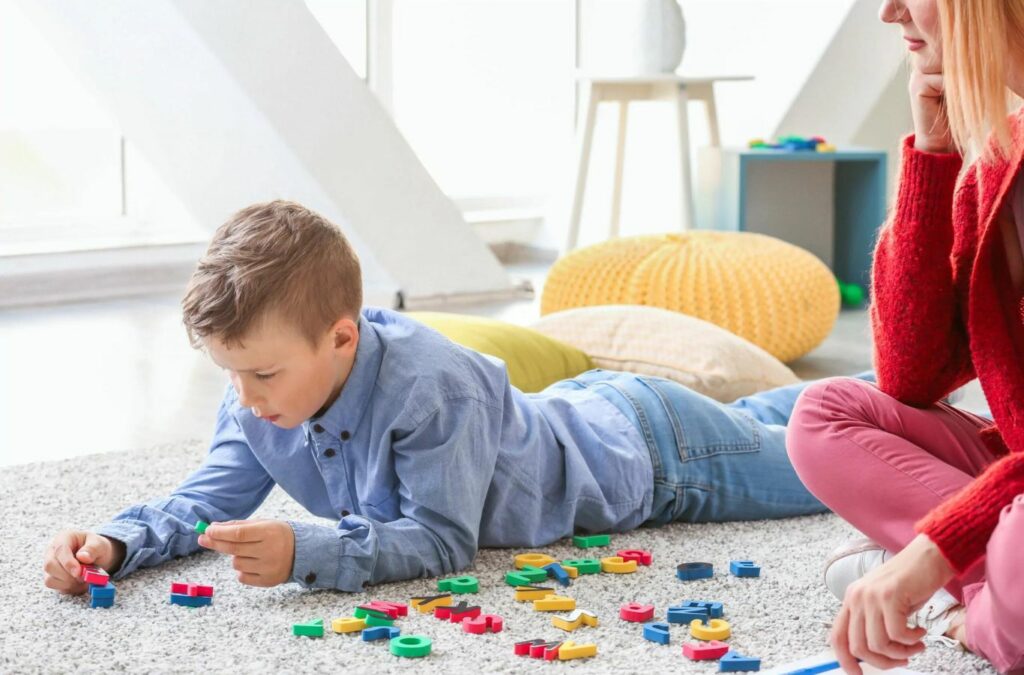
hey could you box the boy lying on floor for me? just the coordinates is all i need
[43,200,861,594]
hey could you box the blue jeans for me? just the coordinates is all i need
[569,369,875,524]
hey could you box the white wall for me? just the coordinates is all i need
[774,0,905,142]
[775,0,911,195]
[19,0,513,305]
[851,66,915,197]
[561,0,863,248]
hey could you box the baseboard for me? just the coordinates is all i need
[468,206,559,264]
[0,205,556,310]
[399,277,535,310]
[488,242,559,265]
[0,242,535,311]
[0,243,207,309]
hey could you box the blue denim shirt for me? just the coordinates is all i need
[97,308,653,591]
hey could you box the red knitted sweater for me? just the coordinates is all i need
[873,114,1024,575]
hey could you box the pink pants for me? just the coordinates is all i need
[787,377,1024,673]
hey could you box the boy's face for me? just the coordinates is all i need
[204,312,359,429]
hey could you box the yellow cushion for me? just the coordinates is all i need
[541,232,839,362]
[407,312,594,393]
[532,305,799,402]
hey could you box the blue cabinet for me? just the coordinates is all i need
[698,147,887,289]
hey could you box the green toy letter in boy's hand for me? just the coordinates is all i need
[194,520,209,534]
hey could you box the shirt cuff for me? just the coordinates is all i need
[892,134,963,235]
[94,521,150,579]
[289,518,380,592]
[289,521,340,589]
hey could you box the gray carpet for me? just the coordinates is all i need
[1,441,995,674]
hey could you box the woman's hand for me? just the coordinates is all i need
[909,57,954,154]
[831,534,956,673]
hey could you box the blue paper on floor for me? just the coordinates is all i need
[763,650,926,674]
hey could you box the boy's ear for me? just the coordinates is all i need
[330,317,359,352]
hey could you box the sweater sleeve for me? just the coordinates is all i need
[871,135,971,406]
[916,451,1024,574]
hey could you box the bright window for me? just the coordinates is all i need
[389,0,575,204]
[0,1,201,255]
[0,1,120,224]
[3,0,859,254]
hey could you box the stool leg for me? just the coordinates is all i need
[567,84,600,252]
[688,82,721,148]
[610,100,629,240]
[675,84,697,231]
[704,93,721,148]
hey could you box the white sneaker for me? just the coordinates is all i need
[823,538,892,601]
[909,588,966,650]
[823,538,965,651]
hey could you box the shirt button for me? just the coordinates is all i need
[324,448,336,458]
[340,430,351,441]
[304,572,317,585]
[313,423,325,434]
[341,510,350,517]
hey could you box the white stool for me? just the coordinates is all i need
[566,73,753,251]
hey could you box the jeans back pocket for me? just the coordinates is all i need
[641,377,761,463]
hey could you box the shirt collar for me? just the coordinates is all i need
[303,314,382,442]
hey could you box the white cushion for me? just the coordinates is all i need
[531,305,800,402]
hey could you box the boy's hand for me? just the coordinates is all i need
[43,530,126,594]
[198,519,295,587]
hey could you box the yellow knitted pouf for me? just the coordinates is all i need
[541,232,839,363]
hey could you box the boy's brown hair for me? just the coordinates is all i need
[181,200,362,350]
